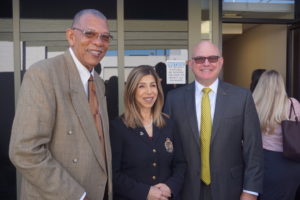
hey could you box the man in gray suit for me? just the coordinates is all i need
[164,41,263,200]
[9,9,112,200]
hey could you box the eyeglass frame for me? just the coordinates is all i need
[72,27,113,42]
[192,56,220,64]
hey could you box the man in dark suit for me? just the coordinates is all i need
[9,9,112,200]
[164,41,263,200]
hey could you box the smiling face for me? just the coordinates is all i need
[135,74,158,112]
[189,41,224,87]
[66,13,110,71]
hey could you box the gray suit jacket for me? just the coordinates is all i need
[9,51,112,200]
[164,80,263,200]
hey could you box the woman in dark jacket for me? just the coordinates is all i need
[110,65,186,200]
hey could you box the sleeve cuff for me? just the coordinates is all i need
[80,192,86,200]
[243,189,258,196]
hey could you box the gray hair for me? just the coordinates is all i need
[71,9,107,27]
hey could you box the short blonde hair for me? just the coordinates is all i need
[122,65,165,128]
[253,70,289,134]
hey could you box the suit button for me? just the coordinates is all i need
[152,149,157,153]
[152,162,157,167]
[67,130,73,135]
[72,158,78,163]
[152,176,156,180]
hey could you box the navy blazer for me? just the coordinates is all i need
[110,116,186,200]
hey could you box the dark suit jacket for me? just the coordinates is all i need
[9,51,112,200]
[110,116,186,200]
[164,80,263,200]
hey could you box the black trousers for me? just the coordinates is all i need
[296,186,300,200]
[200,181,212,200]
[261,149,300,200]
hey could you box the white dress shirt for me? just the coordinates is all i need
[195,79,218,134]
[69,48,95,97]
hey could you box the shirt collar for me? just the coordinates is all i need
[195,78,219,94]
[69,48,94,84]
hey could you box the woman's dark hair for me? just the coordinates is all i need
[250,69,266,92]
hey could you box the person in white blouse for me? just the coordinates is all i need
[253,69,300,200]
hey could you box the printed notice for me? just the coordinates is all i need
[166,60,186,84]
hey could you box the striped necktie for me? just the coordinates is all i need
[88,75,107,164]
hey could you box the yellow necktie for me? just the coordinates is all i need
[200,88,212,185]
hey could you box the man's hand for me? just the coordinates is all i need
[154,183,171,198]
[147,186,168,200]
[240,192,257,200]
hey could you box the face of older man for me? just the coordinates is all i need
[189,41,224,87]
[66,13,110,71]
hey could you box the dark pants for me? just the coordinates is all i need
[261,149,300,200]
[200,181,212,200]
[296,186,300,200]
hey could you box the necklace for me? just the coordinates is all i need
[143,119,153,128]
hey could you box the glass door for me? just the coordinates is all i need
[287,23,300,101]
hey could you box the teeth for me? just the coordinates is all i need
[89,50,101,56]
[201,69,212,72]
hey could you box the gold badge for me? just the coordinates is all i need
[164,138,173,153]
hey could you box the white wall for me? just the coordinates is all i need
[25,46,46,69]
[0,41,14,72]
[0,42,46,72]
[223,24,287,88]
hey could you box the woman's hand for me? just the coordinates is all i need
[147,186,169,200]
[154,183,171,198]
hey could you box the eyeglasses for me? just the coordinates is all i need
[72,27,113,42]
[192,56,220,64]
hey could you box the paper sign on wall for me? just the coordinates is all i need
[166,60,186,84]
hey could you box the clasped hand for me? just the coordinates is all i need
[147,183,171,200]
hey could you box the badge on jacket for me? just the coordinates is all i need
[164,138,173,153]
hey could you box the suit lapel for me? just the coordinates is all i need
[152,125,161,144]
[211,81,227,143]
[64,51,107,172]
[185,83,200,145]
[127,124,163,147]
[131,126,154,146]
